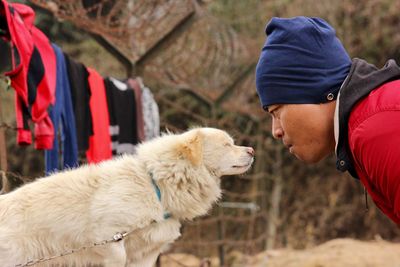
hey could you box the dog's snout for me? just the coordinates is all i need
[246,147,255,156]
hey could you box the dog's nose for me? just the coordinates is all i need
[246,147,255,156]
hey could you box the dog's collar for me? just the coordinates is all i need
[150,172,171,219]
[151,178,162,201]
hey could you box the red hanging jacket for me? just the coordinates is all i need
[86,68,112,163]
[1,1,56,149]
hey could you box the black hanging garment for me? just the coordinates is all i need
[104,77,138,155]
[64,54,93,154]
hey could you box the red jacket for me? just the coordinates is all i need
[348,79,400,224]
[1,1,56,149]
[336,58,400,224]
[86,68,112,163]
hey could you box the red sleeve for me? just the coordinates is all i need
[34,116,54,150]
[349,110,400,224]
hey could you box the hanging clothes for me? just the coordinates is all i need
[137,78,160,140]
[86,68,112,163]
[104,77,138,155]
[1,1,56,149]
[45,44,78,175]
[127,78,145,142]
[64,54,93,155]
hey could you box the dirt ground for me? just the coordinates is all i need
[161,238,400,267]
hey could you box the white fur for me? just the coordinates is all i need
[0,127,254,267]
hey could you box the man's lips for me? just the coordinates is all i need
[284,143,293,153]
[283,141,292,149]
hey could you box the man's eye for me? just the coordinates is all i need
[269,106,281,117]
[271,110,280,119]
[224,143,231,147]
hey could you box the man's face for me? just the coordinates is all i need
[267,102,336,163]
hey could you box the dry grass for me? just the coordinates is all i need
[162,238,400,267]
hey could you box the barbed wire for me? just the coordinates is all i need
[30,0,195,62]
[29,0,258,118]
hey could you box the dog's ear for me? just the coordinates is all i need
[178,130,203,166]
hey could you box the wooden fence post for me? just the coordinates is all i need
[0,78,9,193]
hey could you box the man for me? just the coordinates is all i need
[255,16,400,224]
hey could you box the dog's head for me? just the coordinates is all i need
[178,128,254,176]
[137,127,254,220]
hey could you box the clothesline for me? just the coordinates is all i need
[0,122,16,130]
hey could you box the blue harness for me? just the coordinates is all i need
[150,173,171,219]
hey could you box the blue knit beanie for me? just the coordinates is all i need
[255,16,351,110]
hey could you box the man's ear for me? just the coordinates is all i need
[178,130,203,166]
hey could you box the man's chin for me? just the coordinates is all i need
[293,152,323,164]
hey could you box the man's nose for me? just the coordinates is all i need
[246,147,255,156]
[272,119,283,139]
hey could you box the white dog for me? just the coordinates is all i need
[0,127,254,267]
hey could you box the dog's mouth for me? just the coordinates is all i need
[232,165,248,168]
[232,158,254,168]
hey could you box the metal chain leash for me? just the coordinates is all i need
[14,231,133,267]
